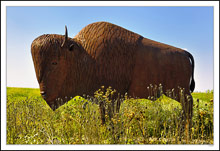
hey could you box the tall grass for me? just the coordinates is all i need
[6,87,213,144]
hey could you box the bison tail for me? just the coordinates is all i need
[190,75,195,93]
[186,51,195,92]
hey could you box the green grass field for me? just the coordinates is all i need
[6,87,213,144]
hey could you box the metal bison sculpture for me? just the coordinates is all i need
[31,21,195,120]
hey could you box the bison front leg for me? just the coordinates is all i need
[99,101,106,125]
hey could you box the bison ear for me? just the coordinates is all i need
[69,44,75,51]
[69,43,80,51]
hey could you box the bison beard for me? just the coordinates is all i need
[31,21,195,124]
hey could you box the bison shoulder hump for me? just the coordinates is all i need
[75,21,142,56]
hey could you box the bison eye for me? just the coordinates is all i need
[52,62,57,65]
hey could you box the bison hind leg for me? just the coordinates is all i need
[178,89,193,129]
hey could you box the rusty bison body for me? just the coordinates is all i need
[31,21,195,119]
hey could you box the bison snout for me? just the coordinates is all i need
[40,91,46,95]
[40,91,47,98]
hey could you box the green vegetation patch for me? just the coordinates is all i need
[6,87,213,144]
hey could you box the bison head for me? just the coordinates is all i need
[31,26,82,110]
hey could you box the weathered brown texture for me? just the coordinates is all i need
[31,21,195,119]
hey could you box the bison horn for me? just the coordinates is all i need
[61,25,68,47]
